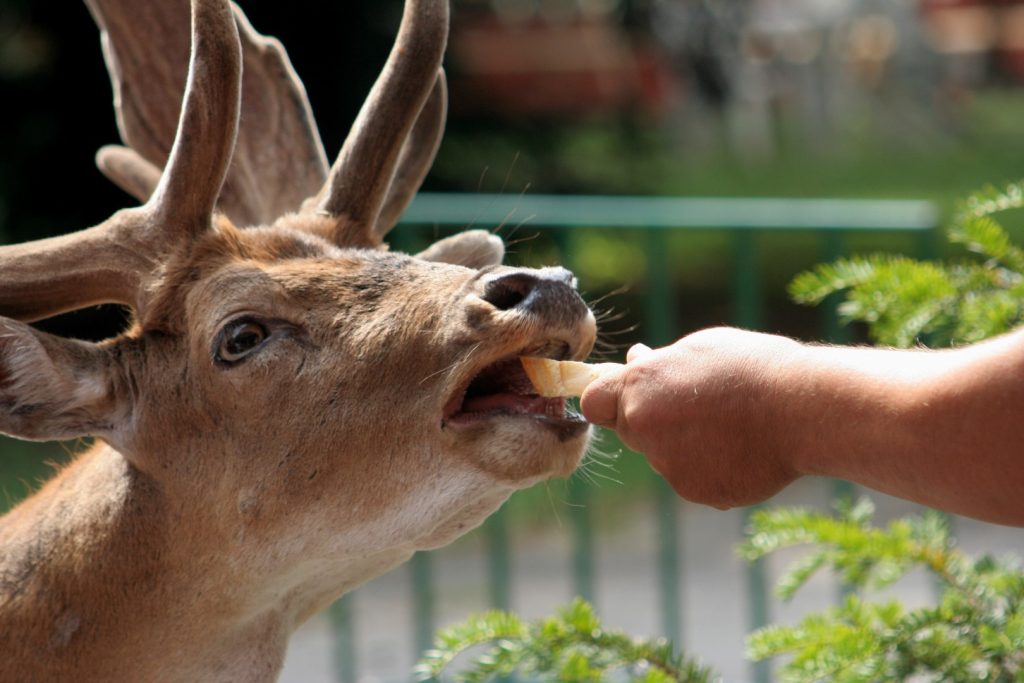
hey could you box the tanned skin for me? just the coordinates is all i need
[581,326,1024,526]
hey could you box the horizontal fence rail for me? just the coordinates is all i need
[328,193,940,683]
[402,193,940,231]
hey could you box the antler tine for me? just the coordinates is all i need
[0,0,240,323]
[0,213,153,323]
[316,0,450,246]
[96,145,162,204]
[147,0,242,239]
[375,70,447,236]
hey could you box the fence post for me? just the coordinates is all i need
[645,228,683,647]
[486,510,514,683]
[733,230,771,683]
[411,549,435,663]
[329,596,356,683]
[486,510,512,610]
[554,227,596,602]
[821,233,855,502]
[820,232,857,605]
[914,223,952,602]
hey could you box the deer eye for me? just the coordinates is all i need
[216,319,269,364]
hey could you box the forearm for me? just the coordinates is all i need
[791,328,1024,525]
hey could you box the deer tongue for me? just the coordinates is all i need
[461,392,564,416]
[452,357,568,419]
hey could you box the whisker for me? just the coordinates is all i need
[597,324,641,337]
[504,230,541,248]
[470,167,530,236]
[491,207,522,237]
[495,212,538,242]
[492,184,533,241]
[587,285,631,307]
[543,481,564,530]
[584,468,624,486]
[592,340,631,357]
[573,466,599,488]
[503,230,543,261]
[456,166,492,232]
[584,455,620,471]
[596,315,632,331]
[475,165,491,195]
[592,308,630,325]
[417,342,484,386]
[497,151,521,197]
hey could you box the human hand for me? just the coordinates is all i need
[580,327,808,509]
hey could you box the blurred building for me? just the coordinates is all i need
[446,0,1024,157]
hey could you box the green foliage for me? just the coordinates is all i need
[742,499,1024,682]
[415,598,715,682]
[789,180,1024,347]
[421,179,1024,683]
[762,180,1024,679]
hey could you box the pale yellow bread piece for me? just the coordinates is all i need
[520,357,621,398]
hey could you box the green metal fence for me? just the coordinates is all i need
[328,193,940,683]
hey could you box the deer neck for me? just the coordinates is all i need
[0,443,301,682]
[0,441,515,681]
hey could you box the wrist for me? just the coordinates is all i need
[785,343,940,481]
[746,336,822,479]
[770,341,832,477]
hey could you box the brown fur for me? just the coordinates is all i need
[0,222,596,682]
[0,1,597,681]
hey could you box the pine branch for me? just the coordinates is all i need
[417,598,715,683]
[789,179,1024,348]
[743,500,1024,682]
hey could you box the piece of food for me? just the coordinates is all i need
[520,357,618,397]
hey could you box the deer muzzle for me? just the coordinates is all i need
[445,266,596,439]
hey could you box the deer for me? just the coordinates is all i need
[0,1,597,680]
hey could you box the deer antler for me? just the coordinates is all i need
[90,0,447,245]
[95,145,162,205]
[88,0,327,227]
[375,71,448,236]
[150,0,241,234]
[314,0,450,246]
[0,0,241,322]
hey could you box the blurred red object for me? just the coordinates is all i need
[919,0,1024,80]
[449,16,677,119]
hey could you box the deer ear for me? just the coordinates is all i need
[0,319,129,442]
[415,230,505,269]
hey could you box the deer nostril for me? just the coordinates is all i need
[480,272,539,311]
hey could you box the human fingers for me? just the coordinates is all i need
[626,343,653,363]
[580,363,627,428]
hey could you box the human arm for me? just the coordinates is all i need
[580,326,1024,525]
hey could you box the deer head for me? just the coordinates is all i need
[0,1,595,679]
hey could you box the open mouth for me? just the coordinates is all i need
[443,349,588,438]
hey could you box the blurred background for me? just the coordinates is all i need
[2,0,1024,680]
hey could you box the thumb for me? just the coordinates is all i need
[627,343,653,363]
[580,363,626,428]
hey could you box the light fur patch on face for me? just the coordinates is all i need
[49,610,81,650]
